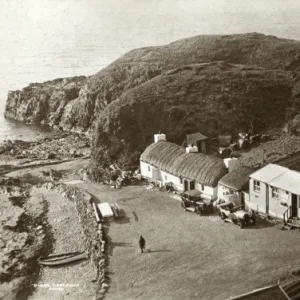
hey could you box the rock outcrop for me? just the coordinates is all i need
[5,76,87,132]
[89,62,300,173]
[6,33,300,176]
[6,33,300,133]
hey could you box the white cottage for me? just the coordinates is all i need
[217,167,255,207]
[140,134,227,200]
[247,163,300,220]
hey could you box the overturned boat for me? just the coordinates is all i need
[38,251,88,266]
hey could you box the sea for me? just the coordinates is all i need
[1,0,300,142]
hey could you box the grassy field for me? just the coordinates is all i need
[82,183,300,300]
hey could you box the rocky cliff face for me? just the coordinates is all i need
[6,33,300,133]
[5,33,300,175]
[89,62,299,174]
[5,76,87,131]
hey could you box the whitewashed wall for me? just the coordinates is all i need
[217,184,235,200]
[140,161,152,178]
[247,178,267,214]
[212,187,218,199]
[160,170,183,191]
[243,191,250,202]
[196,183,217,199]
[141,160,218,196]
[267,186,290,219]
[217,183,242,205]
[140,161,184,191]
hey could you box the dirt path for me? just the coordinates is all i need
[28,187,95,300]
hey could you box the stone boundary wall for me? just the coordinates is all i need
[50,183,110,300]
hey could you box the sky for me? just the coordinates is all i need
[1,0,300,97]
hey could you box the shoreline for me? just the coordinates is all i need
[0,132,101,300]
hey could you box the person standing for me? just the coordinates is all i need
[139,235,146,253]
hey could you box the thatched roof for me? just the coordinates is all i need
[140,141,227,187]
[218,167,255,191]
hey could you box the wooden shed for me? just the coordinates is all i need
[186,132,208,153]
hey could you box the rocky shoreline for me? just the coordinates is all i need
[0,132,110,300]
[0,132,90,160]
[0,178,54,300]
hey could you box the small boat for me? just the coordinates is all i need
[38,251,88,266]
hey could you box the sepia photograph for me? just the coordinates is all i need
[2,1,300,299]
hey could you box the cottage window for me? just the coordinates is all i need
[254,180,260,192]
[223,187,234,195]
[201,184,204,191]
[148,165,151,172]
[223,187,228,195]
[272,187,279,198]
[164,175,167,181]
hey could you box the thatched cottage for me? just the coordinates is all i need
[140,134,227,200]
[217,167,255,206]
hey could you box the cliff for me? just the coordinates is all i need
[6,33,300,133]
[6,33,300,176]
[5,76,88,131]
[89,62,300,174]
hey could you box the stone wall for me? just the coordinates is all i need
[54,183,109,299]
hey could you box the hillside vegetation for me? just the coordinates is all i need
[6,33,300,132]
[5,33,300,176]
[90,62,300,174]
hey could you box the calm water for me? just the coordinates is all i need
[1,0,300,141]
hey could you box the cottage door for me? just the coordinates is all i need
[190,181,195,190]
[184,180,188,191]
[240,192,245,208]
[292,194,298,218]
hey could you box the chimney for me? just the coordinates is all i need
[154,133,166,143]
[223,158,238,172]
[186,144,198,153]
